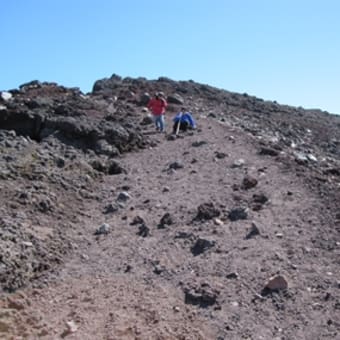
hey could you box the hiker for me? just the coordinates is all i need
[147,92,167,132]
[172,108,196,134]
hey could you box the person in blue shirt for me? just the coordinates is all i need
[172,107,196,134]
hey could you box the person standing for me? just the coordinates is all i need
[147,92,167,132]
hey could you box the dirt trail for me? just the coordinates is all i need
[1,116,339,339]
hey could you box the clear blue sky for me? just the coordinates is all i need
[2,0,340,114]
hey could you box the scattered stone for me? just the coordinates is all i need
[37,199,52,213]
[94,223,110,235]
[242,175,258,190]
[245,223,260,239]
[124,264,132,273]
[323,167,340,176]
[107,160,127,175]
[167,93,184,105]
[184,282,219,308]
[307,154,318,162]
[139,93,151,106]
[167,134,177,141]
[1,91,12,101]
[294,152,308,164]
[263,275,288,294]
[214,151,227,159]
[81,254,89,261]
[158,212,174,229]
[192,140,207,147]
[140,114,153,125]
[191,237,215,256]
[137,223,150,237]
[231,158,245,168]
[117,191,131,202]
[195,202,220,221]
[162,186,170,192]
[226,272,239,279]
[22,241,33,247]
[228,207,248,221]
[103,202,120,214]
[251,203,263,211]
[153,262,166,275]
[130,215,144,225]
[174,231,195,240]
[63,320,78,335]
[168,161,184,170]
[252,193,268,204]
[259,147,279,156]
[303,247,311,253]
[213,218,224,226]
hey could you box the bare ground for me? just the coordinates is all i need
[1,114,339,339]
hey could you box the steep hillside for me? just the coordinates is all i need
[0,76,339,339]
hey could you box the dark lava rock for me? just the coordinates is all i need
[191,237,215,256]
[242,175,258,190]
[259,147,279,157]
[245,223,260,239]
[168,161,184,170]
[184,282,219,308]
[252,193,269,204]
[130,216,145,225]
[137,223,150,237]
[228,207,248,221]
[158,213,174,229]
[195,202,220,221]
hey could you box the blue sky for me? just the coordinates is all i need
[2,0,340,114]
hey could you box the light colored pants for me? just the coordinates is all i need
[154,114,165,132]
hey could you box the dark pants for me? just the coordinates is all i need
[173,121,189,134]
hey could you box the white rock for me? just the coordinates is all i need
[65,320,78,333]
[213,218,224,225]
[231,158,245,168]
[307,154,318,162]
[173,306,180,312]
[1,91,12,101]
[95,223,110,235]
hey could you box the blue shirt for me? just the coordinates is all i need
[173,112,196,128]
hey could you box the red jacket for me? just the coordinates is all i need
[147,97,167,115]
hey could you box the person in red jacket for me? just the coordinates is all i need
[147,92,167,132]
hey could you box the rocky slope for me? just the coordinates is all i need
[0,75,339,339]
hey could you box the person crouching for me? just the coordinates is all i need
[172,108,196,134]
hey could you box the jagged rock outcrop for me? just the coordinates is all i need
[0,81,147,157]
